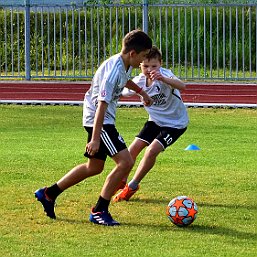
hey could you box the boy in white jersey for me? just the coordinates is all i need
[113,46,189,202]
[34,29,153,226]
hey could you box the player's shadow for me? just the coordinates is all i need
[130,197,257,211]
[120,222,255,239]
[55,197,256,240]
[56,217,87,224]
[129,197,170,204]
[56,216,255,240]
[56,214,256,240]
[184,224,256,239]
[199,202,257,210]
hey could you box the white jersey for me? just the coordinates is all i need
[127,67,189,129]
[83,54,132,126]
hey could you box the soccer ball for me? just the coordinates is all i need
[166,196,198,227]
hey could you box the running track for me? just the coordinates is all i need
[0,81,256,107]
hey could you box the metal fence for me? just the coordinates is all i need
[0,0,257,81]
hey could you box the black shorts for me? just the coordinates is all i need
[84,125,127,161]
[137,121,187,149]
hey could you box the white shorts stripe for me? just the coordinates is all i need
[101,129,118,156]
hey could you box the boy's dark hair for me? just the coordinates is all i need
[122,29,152,54]
[145,46,162,62]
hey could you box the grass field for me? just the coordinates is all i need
[0,105,256,257]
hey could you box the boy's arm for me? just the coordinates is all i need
[150,70,186,91]
[86,101,107,156]
[125,80,153,106]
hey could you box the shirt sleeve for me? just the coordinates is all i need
[122,87,136,97]
[98,79,115,103]
[160,67,178,79]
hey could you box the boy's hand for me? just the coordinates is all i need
[86,140,100,156]
[139,90,154,106]
[150,70,164,81]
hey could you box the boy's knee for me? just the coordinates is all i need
[128,158,135,170]
[121,156,134,171]
[145,146,160,159]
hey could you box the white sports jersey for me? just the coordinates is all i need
[129,67,189,128]
[83,54,132,126]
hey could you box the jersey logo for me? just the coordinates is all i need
[152,93,166,106]
[101,90,106,97]
[156,85,161,92]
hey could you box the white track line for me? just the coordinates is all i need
[0,99,256,108]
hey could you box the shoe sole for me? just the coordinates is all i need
[89,219,120,226]
[113,196,127,202]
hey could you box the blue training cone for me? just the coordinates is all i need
[185,144,201,150]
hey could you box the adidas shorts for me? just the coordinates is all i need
[84,125,127,161]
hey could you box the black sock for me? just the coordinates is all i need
[45,183,63,201]
[93,196,110,212]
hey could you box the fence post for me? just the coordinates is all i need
[24,0,31,80]
[142,0,148,34]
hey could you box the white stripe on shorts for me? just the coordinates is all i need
[100,129,117,156]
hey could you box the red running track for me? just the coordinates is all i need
[0,81,256,106]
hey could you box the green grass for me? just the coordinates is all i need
[0,105,256,257]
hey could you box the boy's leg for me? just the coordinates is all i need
[87,124,135,225]
[123,121,160,184]
[89,148,134,226]
[131,140,163,183]
[114,127,187,202]
[35,158,105,219]
[113,140,163,202]
[56,158,105,191]
[130,127,186,185]
[99,148,134,201]
[129,138,149,161]
[117,138,148,185]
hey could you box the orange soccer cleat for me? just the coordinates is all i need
[113,184,139,202]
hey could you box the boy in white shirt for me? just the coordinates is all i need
[35,29,153,226]
[113,46,189,202]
